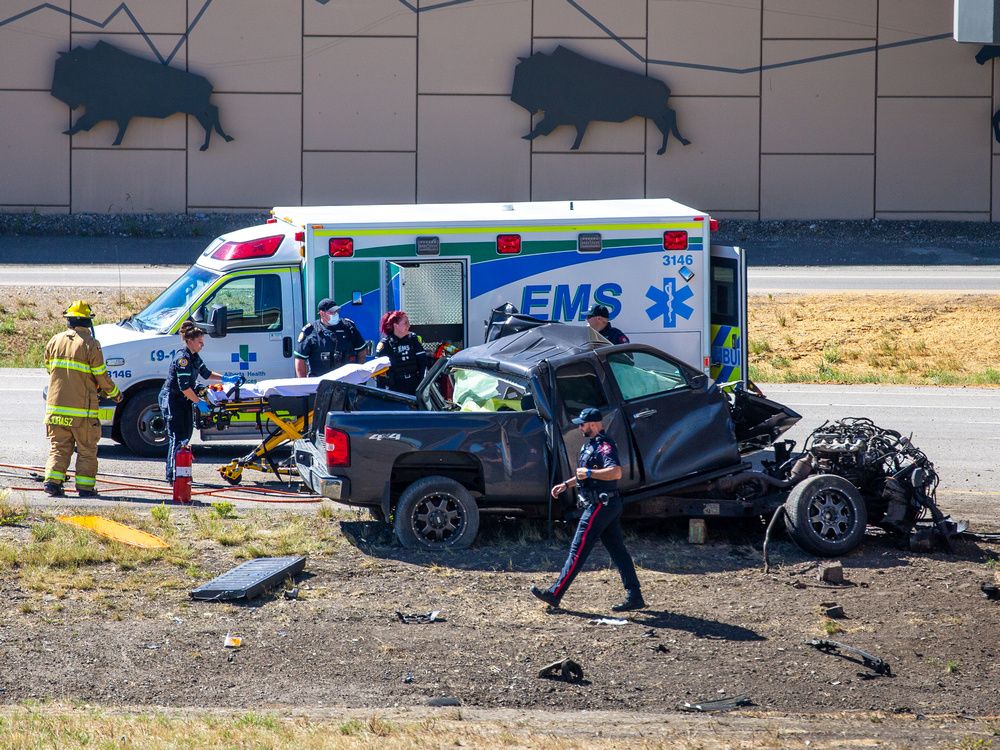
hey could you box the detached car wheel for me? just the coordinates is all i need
[119,387,169,458]
[394,476,480,550]
[784,474,867,556]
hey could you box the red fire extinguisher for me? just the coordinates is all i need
[173,443,193,504]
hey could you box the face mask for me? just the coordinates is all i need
[327,313,341,325]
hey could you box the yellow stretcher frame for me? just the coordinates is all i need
[203,397,310,485]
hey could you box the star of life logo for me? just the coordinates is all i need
[645,278,695,328]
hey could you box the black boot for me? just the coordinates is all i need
[43,482,64,497]
[530,584,561,609]
[611,593,646,612]
[77,489,99,498]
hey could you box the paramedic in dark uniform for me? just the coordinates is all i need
[585,304,629,345]
[294,298,367,378]
[375,310,429,396]
[158,320,226,482]
[530,407,645,612]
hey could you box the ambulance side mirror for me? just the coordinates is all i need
[207,305,228,338]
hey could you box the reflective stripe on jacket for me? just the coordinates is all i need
[44,327,119,427]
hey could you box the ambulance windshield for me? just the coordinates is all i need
[132,266,219,332]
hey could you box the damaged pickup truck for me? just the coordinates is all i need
[295,324,950,553]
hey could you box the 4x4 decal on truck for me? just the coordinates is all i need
[645,278,694,328]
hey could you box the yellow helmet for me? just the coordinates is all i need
[64,300,94,318]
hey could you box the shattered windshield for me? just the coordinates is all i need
[131,266,218,332]
[450,368,530,412]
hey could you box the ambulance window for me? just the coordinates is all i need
[710,257,739,327]
[202,274,282,333]
[555,362,609,424]
[609,351,688,401]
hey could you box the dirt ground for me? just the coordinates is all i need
[1,503,998,745]
[748,293,1000,385]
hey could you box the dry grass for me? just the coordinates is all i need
[0,704,993,750]
[0,288,156,368]
[749,293,1000,385]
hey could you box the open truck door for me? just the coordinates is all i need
[709,246,748,388]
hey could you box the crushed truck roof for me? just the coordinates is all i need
[449,324,610,377]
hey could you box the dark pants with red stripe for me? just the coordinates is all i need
[548,493,641,602]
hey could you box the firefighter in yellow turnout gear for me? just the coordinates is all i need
[43,301,121,497]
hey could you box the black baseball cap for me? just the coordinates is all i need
[586,304,610,319]
[317,298,341,313]
[572,407,603,424]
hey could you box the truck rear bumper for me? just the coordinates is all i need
[294,440,349,501]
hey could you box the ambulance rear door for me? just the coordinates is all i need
[708,245,748,387]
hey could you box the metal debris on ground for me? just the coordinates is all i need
[224,633,243,649]
[190,556,306,601]
[681,695,752,713]
[538,658,585,683]
[807,638,892,677]
[396,610,445,624]
[981,583,1000,601]
[56,515,169,549]
[588,617,628,626]
[824,604,846,619]
[283,587,300,600]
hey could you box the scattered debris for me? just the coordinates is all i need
[762,506,785,573]
[56,515,169,549]
[589,617,628,626]
[538,658,585,683]
[224,633,242,649]
[396,611,445,624]
[818,562,844,585]
[981,583,1000,601]
[641,628,658,638]
[427,696,461,707]
[824,605,846,619]
[283,587,300,600]
[190,556,306,601]
[681,695,752,713]
[650,644,670,654]
[807,639,892,677]
[403,672,414,683]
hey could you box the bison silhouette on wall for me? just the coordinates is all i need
[511,46,690,155]
[51,41,233,151]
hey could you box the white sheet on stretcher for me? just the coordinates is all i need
[207,357,390,402]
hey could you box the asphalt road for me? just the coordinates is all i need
[1,370,996,524]
[0,264,998,293]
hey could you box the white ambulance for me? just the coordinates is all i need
[90,198,747,455]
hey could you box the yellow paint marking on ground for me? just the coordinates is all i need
[56,516,169,549]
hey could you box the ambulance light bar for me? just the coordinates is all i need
[212,235,284,260]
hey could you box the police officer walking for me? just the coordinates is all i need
[530,407,645,612]
[43,300,122,497]
[375,310,428,396]
[585,304,630,345]
[294,299,367,377]
[159,320,228,482]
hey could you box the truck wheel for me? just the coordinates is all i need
[394,476,480,550]
[784,474,867,556]
[119,387,169,457]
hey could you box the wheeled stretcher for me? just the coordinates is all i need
[197,357,390,485]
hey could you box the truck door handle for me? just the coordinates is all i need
[282,336,293,358]
[633,408,657,419]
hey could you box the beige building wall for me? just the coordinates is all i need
[0,0,996,219]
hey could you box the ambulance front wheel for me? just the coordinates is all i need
[120,387,169,457]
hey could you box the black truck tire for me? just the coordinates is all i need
[394,476,480,550]
[119,386,169,457]
[784,474,867,556]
